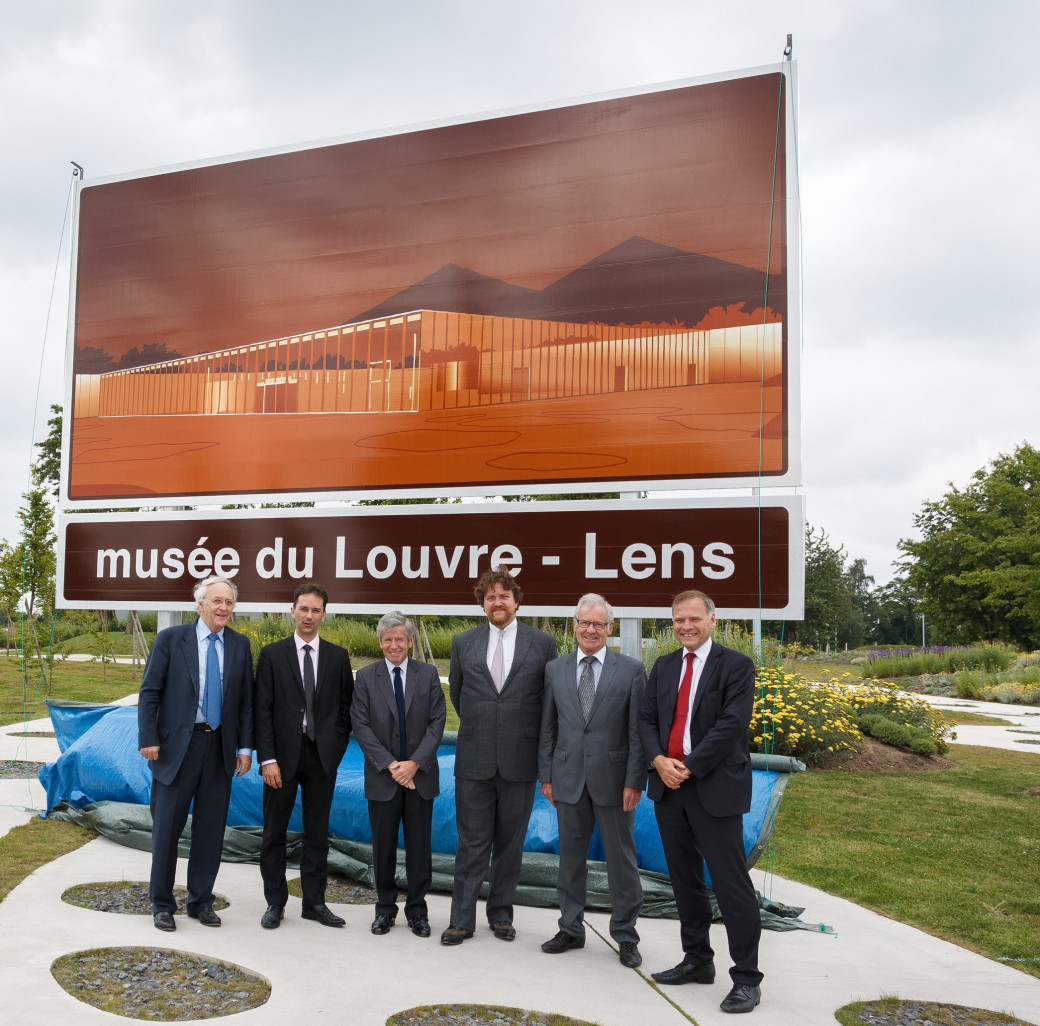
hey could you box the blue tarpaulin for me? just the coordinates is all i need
[40,699,801,876]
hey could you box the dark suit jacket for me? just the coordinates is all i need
[539,648,647,806]
[449,621,558,782]
[138,621,254,785]
[638,641,755,817]
[351,659,446,801]
[254,635,353,779]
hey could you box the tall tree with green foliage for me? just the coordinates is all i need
[33,404,63,497]
[898,442,1040,648]
[764,524,875,650]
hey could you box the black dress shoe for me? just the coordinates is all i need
[651,959,716,985]
[489,920,516,941]
[153,911,176,932]
[540,930,585,953]
[260,904,284,929]
[440,925,474,945]
[371,913,396,935]
[188,906,221,927]
[618,941,642,968]
[407,916,431,938]
[302,903,345,927]
[720,983,761,1013]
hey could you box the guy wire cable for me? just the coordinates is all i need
[757,36,801,901]
[4,163,79,812]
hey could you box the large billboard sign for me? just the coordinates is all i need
[57,498,804,618]
[63,66,799,507]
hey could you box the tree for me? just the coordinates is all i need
[33,404,63,498]
[762,524,884,650]
[872,574,922,646]
[898,442,1040,648]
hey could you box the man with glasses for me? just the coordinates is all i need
[538,594,647,968]
[138,575,254,932]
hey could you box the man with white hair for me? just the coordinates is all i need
[138,575,254,932]
[538,593,647,968]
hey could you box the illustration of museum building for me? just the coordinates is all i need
[73,309,782,419]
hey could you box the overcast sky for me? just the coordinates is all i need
[2,0,1037,590]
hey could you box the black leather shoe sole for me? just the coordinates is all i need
[260,906,284,929]
[651,960,716,985]
[720,984,761,1013]
[302,906,345,927]
[541,932,585,954]
[187,907,221,927]
[440,926,474,945]
[619,943,642,968]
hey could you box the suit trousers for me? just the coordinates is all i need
[260,735,336,909]
[450,774,535,931]
[556,785,642,944]
[149,727,231,914]
[368,786,434,919]
[654,782,763,986]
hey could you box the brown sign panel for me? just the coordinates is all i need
[65,68,798,506]
[58,499,803,618]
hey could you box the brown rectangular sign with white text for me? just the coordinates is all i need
[57,499,803,618]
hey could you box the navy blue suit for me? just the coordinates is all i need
[138,621,254,914]
[638,641,762,987]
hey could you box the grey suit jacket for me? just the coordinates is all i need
[138,621,254,785]
[449,621,557,782]
[254,634,354,780]
[351,659,446,801]
[539,648,647,806]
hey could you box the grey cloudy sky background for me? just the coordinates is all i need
[2,0,1037,590]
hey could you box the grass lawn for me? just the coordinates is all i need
[773,744,1040,978]
[1,655,145,727]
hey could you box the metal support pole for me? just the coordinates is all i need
[620,617,642,661]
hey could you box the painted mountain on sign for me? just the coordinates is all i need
[355,237,784,328]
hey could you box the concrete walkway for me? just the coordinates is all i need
[1,702,1039,1025]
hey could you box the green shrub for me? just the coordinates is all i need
[953,663,1040,704]
[984,680,1040,705]
[836,676,952,754]
[864,645,1015,679]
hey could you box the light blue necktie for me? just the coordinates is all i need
[203,632,222,730]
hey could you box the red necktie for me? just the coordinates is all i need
[666,653,694,760]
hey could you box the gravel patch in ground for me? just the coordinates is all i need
[848,999,1031,1025]
[288,872,379,904]
[51,946,270,1020]
[0,759,47,778]
[61,882,229,915]
[388,1006,595,1026]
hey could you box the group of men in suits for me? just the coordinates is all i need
[138,572,763,1015]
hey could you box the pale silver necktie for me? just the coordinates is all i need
[578,655,596,722]
[490,628,505,691]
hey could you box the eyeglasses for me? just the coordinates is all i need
[575,620,609,631]
[206,598,234,608]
